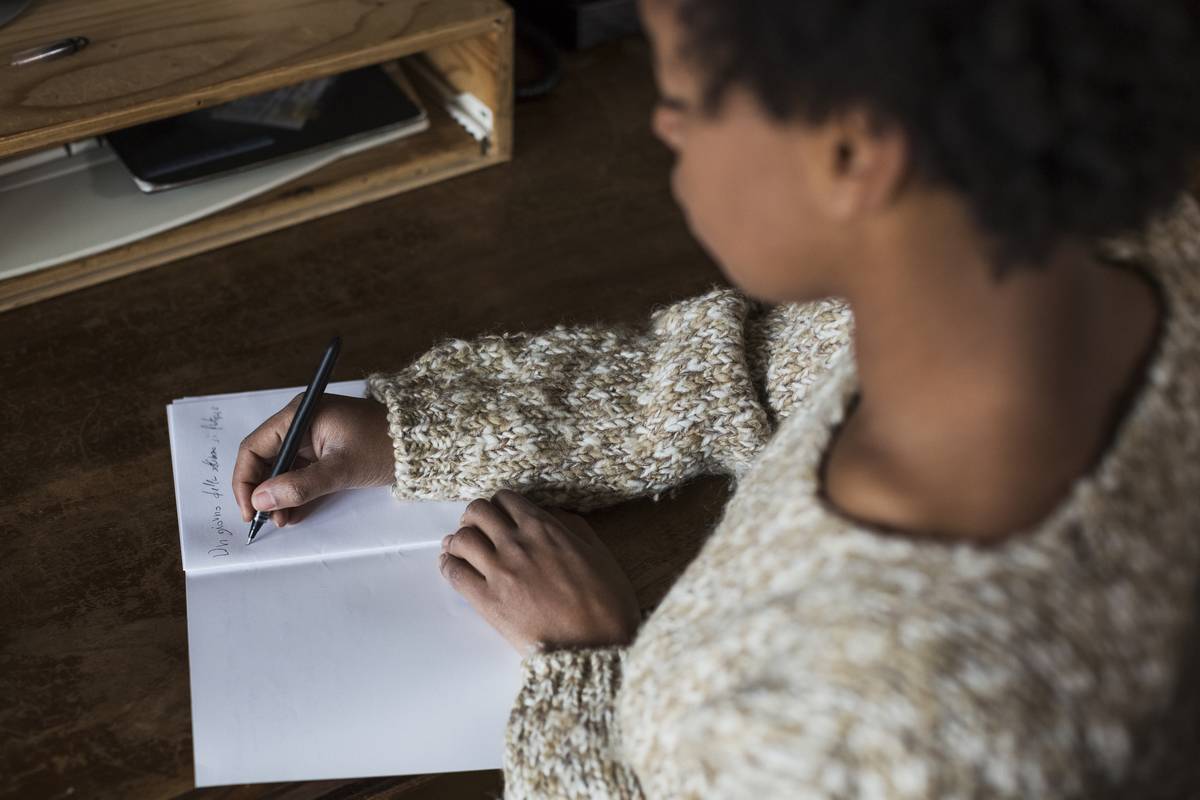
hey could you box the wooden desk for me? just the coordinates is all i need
[0,37,729,799]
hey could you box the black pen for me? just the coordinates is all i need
[247,335,342,545]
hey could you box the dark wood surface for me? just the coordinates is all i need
[0,36,730,800]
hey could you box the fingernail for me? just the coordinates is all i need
[253,489,277,511]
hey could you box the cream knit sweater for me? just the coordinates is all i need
[367,198,1200,799]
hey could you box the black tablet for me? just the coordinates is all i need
[106,64,427,193]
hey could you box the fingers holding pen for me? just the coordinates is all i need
[232,392,396,532]
[232,396,301,522]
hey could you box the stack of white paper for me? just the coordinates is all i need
[168,381,522,787]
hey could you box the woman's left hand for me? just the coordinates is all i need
[439,490,642,655]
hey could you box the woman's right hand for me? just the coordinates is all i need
[232,394,395,528]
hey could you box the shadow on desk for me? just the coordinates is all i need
[175,770,504,800]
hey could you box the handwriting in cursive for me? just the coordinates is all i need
[199,406,231,558]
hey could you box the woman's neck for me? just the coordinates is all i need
[823,194,1162,540]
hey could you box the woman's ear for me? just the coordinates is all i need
[801,108,909,222]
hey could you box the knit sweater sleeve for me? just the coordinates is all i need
[365,288,851,510]
[503,647,642,799]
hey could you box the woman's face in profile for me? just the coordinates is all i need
[639,0,849,304]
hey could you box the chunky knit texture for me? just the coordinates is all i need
[367,198,1200,799]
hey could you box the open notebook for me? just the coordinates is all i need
[167,381,522,786]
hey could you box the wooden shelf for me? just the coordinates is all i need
[0,0,513,312]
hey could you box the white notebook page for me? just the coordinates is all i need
[168,381,522,786]
[168,381,465,572]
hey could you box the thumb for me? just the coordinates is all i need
[252,458,349,513]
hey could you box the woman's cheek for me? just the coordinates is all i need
[669,163,686,210]
[668,167,697,239]
[671,160,710,232]
[671,156,746,282]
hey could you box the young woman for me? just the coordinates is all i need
[234,0,1200,796]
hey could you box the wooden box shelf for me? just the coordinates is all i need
[0,0,514,312]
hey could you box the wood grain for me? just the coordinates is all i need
[0,64,498,313]
[0,0,510,158]
[0,35,727,800]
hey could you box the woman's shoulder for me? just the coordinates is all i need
[626,407,1200,797]
[628,517,1194,797]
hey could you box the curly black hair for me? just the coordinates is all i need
[670,0,1200,275]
